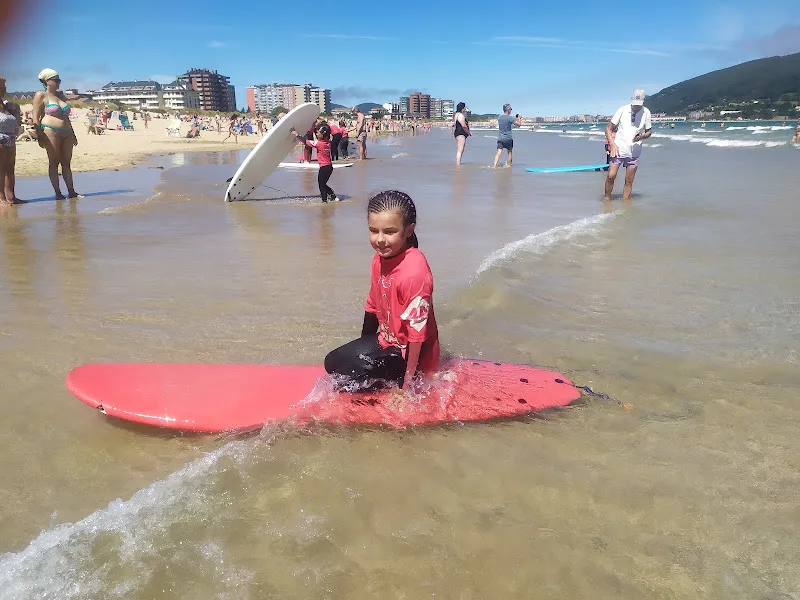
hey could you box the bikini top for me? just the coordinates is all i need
[44,94,70,118]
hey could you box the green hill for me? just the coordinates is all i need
[648,52,800,114]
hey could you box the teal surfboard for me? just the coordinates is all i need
[525,164,609,174]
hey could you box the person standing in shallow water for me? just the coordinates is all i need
[492,103,522,168]
[353,106,367,160]
[604,89,652,201]
[33,68,81,199]
[0,75,23,205]
[453,102,471,165]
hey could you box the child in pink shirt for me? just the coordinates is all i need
[325,191,439,392]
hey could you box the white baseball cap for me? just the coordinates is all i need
[632,89,646,106]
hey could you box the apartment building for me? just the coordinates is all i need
[247,83,297,113]
[247,83,331,114]
[441,99,454,120]
[409,92,431,118]
[399,96,410,115]
[89,80,199,110]
[177,68,236,112]
[162,80,201,110]
[430,98,443,119]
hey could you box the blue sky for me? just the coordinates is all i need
[2,0,799,115]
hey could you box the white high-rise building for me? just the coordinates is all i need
[430,98,443,119]
[441,99,454,120]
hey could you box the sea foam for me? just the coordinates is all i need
[0,439,261,600]
[476,213,615,276]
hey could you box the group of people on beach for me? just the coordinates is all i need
[3,77,796,403]
[450,89,655,201]
[287,105,371,203]
[0,68,82,204]
[328,90,653,397]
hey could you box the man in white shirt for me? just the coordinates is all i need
[604,89,652,201]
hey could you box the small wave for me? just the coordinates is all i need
[652,133,791,148]
[745,125,791,132]
[705,139,787,148]
[0,438,264,599]
[98,191,164,214]
[483,135,495,138]
[476,213,615,276]
[391,152,411,159]
[651,133,693,142]
[648,143,663,148]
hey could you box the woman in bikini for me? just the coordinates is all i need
[33,68,81,199]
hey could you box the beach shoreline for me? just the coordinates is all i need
[13,106,261,178]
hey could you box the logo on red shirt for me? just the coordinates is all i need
[401,296,430,332]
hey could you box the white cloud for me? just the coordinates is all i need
[483,37,673,57]
[491,36,570,44]
[303,34,395,41]
[208,40,226,48]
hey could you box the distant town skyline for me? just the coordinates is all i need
[1,0,798,116]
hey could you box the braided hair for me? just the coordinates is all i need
[367,190,419,248]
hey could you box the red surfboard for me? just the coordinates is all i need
[66,360,581,432]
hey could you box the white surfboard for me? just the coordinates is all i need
[278,162,354,169]
[225,103,320,202]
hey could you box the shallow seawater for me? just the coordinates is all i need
[0,129,798,599]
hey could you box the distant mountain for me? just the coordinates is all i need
[331,102,382,112]
[648,52,800,114]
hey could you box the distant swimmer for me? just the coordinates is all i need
[603,89,652,202]
[453,102,471,165]
[492,103,522,168]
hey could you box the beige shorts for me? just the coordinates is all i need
[357,132,367,142]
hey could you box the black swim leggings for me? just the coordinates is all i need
[339,137,349,158]
[324,334,407,388]
[318,164,335,202]
[331,133,342,160]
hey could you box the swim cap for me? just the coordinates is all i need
[38,68,59,82]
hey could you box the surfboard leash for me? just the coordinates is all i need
[570,382,633,410]
[225,176,291,198]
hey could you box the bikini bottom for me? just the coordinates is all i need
[40,124,72,138]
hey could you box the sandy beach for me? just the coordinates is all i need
[13,106,261,178]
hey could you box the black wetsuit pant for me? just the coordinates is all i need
[318,165,335,202]
[339,137,349,158]
[324,334,407,388]
[331,133,342,161]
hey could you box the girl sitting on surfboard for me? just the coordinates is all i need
[292,123,340,203]
[324,191,440,394]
